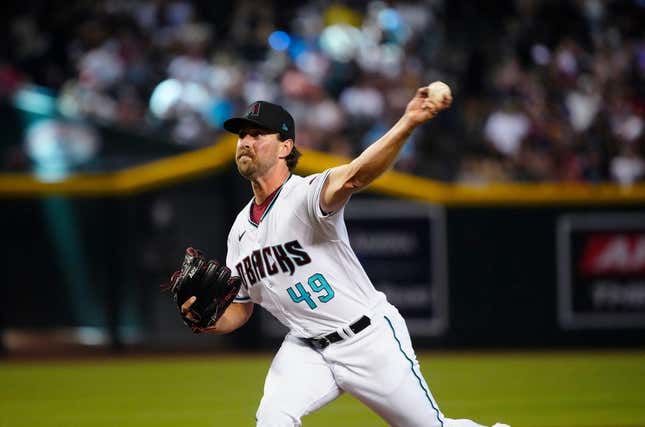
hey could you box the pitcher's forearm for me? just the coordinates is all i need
[346,115,417,190]
[321,115,417,213]
[321,84,452,213]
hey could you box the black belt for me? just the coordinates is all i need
[303,315,371,350]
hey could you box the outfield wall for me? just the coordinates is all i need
[2,143,645,351]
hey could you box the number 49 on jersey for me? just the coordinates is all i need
[287,273,335,310]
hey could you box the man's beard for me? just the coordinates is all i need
[237,162,257,179]
[236,156,273,180]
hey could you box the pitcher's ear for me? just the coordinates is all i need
[278,138,294,159]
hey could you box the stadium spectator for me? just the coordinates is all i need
[1,0,643,183]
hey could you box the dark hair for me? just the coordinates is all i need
[278,134,301,171]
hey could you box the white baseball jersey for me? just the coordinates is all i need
[226,169,387,338]
[225,169,502,427]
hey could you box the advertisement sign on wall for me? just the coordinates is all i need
[557,214,645,329]
[344,200,448,336]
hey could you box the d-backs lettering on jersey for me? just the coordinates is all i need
[225,170,386,338]
[235,240,311,286]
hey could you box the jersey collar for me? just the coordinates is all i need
[247,174,292,227]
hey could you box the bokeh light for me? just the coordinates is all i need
[268,31,291,51]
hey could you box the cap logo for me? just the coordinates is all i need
[281,123,288,132]
[247,102,261,117]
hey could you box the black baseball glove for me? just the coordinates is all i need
[163,247,242,332]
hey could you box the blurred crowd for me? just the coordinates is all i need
[1,0,644,183]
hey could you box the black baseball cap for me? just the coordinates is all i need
[223,101,295,141]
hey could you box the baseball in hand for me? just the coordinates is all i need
[427,81,451,101]
[407,80,452,123]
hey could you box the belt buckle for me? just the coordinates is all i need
[313,335,331,350]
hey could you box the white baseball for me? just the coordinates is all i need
[427,81,451,100]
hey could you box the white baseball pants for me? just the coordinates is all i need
[255,302,488,427]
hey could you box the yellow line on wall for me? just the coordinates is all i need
[0,173,116,196]
[2,133,645,205]
[295,149,645,206]
[114,135,237,194]
[0,135,237,197]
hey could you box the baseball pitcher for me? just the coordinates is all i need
[172,83,510,427]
